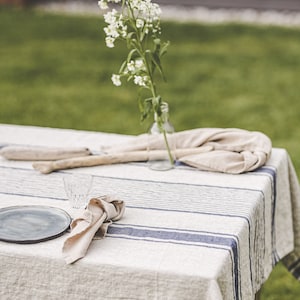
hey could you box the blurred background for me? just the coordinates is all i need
[3,0,300,10]
[1,1,300,298]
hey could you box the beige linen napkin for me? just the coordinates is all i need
[0,146,91,161]
[103,128,272,174]
[62,196,125,264]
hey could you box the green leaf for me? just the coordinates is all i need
[160,41,170,57]
[119,60,127,74]
[127,48,137,63]
[152,52,166,81]
[139,97,153,121]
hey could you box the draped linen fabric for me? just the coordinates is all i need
[103,128,272,174]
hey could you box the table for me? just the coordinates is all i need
[0,124,299,300]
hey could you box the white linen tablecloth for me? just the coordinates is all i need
[0,124,299,300]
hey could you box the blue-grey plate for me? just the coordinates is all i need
[0,205,71,244]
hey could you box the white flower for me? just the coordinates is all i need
[117,20,127,38]
[111,74,121,86]
[134,75,148,87]
[126,59,146,74]
[98,0,108,10]
[105,36,115,48]
[103,9,127,41]
[99,0,121,8]
[104,24,119,38]
[104,9,118,24]
[127,61,135,72]
[136,18,144,29]
[135,59,144,69]
[120,27,127,38]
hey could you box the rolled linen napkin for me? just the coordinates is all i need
[0,145,91,161]
[62,196,125,264]
[103,128,272,174]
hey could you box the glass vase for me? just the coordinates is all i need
[148,102,175,171]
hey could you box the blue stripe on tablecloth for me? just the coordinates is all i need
[107,223,240,300]
[108,225,237,248]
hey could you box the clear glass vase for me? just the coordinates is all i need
[148,102,175,171]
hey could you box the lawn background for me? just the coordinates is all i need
[1,6,300,299]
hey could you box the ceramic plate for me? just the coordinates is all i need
[0,205,71,244]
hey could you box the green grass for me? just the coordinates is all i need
[1,7,300,298]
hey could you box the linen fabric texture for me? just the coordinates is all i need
[62,196,125,264]
[103,128,272,174]
[1,124,300,300]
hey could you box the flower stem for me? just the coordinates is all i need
[162,128,175,166]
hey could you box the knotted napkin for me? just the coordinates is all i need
[62,196,125,264]
[103,128,272,174]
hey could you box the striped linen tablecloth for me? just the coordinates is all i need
[0,124,299,300]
